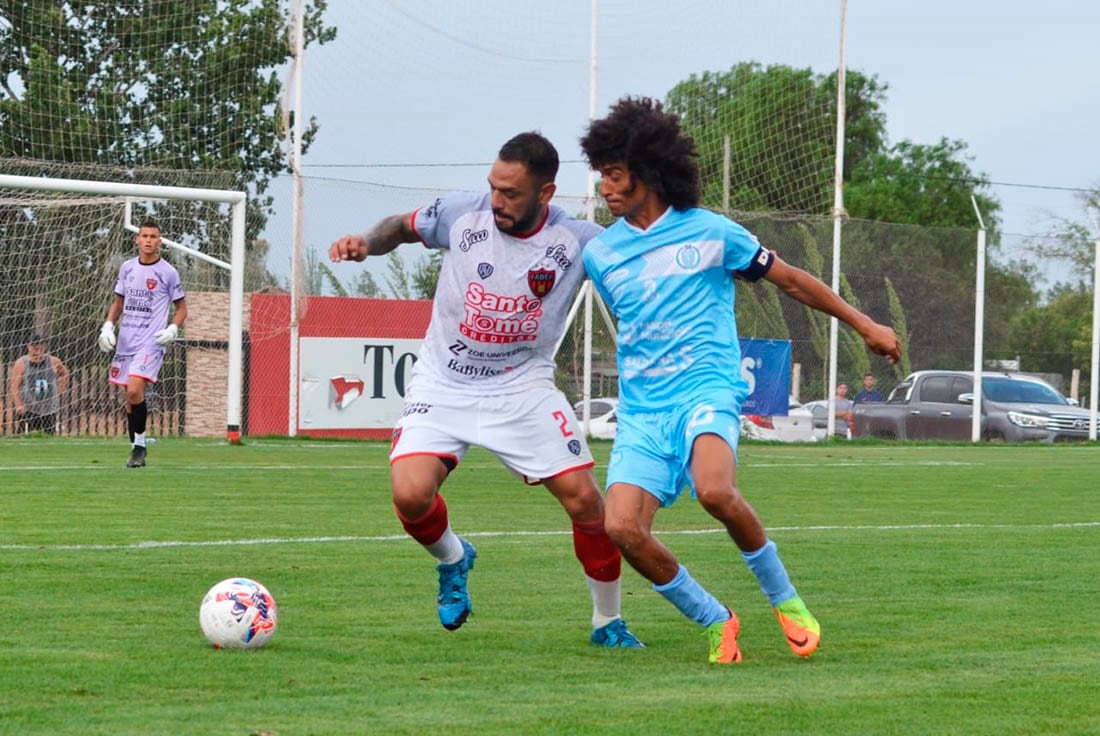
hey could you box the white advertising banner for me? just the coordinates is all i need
[298,337,422,430]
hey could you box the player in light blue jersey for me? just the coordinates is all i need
[580,96,901,664]
[98,219,187,468]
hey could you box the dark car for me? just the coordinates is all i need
[853,371,1098,442]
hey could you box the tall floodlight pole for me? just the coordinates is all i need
[970,196,987,443]
[1089,208,1100,441]
[827,0,848,439]
[580,0,598,433]
[287,0,306,437]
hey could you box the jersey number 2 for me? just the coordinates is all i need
[552,410,574,438]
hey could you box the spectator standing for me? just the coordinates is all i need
[834,382,855,438]
[854,372,884,403]
[9,333,69,434]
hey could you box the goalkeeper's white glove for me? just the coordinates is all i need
[154,323,179,346]
[97,321,116,352]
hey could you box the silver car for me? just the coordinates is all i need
[857,371,1097,442]
[960,374,1097,442]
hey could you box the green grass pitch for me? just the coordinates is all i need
[1,437,1099,735]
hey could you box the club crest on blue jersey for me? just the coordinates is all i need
[675,244,701,271]
[477,262,494,279]
[527,267,556,297]
[146,278,158,291]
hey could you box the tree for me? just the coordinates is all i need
[662,63,1035,390]
[1030,187,1100,276]
[351,269,383,298]
[385,251,413,300]
[1008,284,1093,390]
[665,63,888,215]
[0,1,334,355]
[0,1,335,246]
[411,249,443,300]
[0,1,335,265]
[845,138,1000,230]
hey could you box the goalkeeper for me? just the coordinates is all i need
[97,219,187,468]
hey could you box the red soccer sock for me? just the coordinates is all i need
[572,517,621,582]
[396,494,450,546]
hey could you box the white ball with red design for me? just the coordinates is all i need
[199,577,278,649]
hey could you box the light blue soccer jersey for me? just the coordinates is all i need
[583,207,772,414]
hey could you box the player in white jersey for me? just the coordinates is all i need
[97,219,187,468]
[580,97,901,664]
[328,132,642,648]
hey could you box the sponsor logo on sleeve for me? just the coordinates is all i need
[458,227,489,252]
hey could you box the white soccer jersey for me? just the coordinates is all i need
[409,192,601,395]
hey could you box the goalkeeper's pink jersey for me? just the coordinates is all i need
[113,256,185,355]
[409,192,601,395]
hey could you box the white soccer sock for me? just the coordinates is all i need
[586,575,622,629]
[133,432,147,448]
[425,527,464,564]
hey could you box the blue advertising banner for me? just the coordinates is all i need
[739,338,791,416]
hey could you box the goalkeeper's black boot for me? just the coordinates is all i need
[126,445,147,468]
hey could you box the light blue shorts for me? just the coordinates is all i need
[605,398,742,507]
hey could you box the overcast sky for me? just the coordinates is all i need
[263,0,1099,284]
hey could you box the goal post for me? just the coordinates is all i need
[0,173,246,442]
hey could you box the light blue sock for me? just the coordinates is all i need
[653,564,729,627]
[743,539,797,607]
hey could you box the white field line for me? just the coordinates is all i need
[2,521,1097,553]
[0,460,984,472]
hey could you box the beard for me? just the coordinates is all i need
[493,200,542,235]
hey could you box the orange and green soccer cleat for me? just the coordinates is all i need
[705,610,742,664]
[774,595,820,657]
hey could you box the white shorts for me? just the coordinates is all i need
[390,383,595,484]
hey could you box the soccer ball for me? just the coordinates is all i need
[199,577,278,649]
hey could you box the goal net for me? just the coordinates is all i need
[0,174,246,440]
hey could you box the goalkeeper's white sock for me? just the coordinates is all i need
[133,432,147,448]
